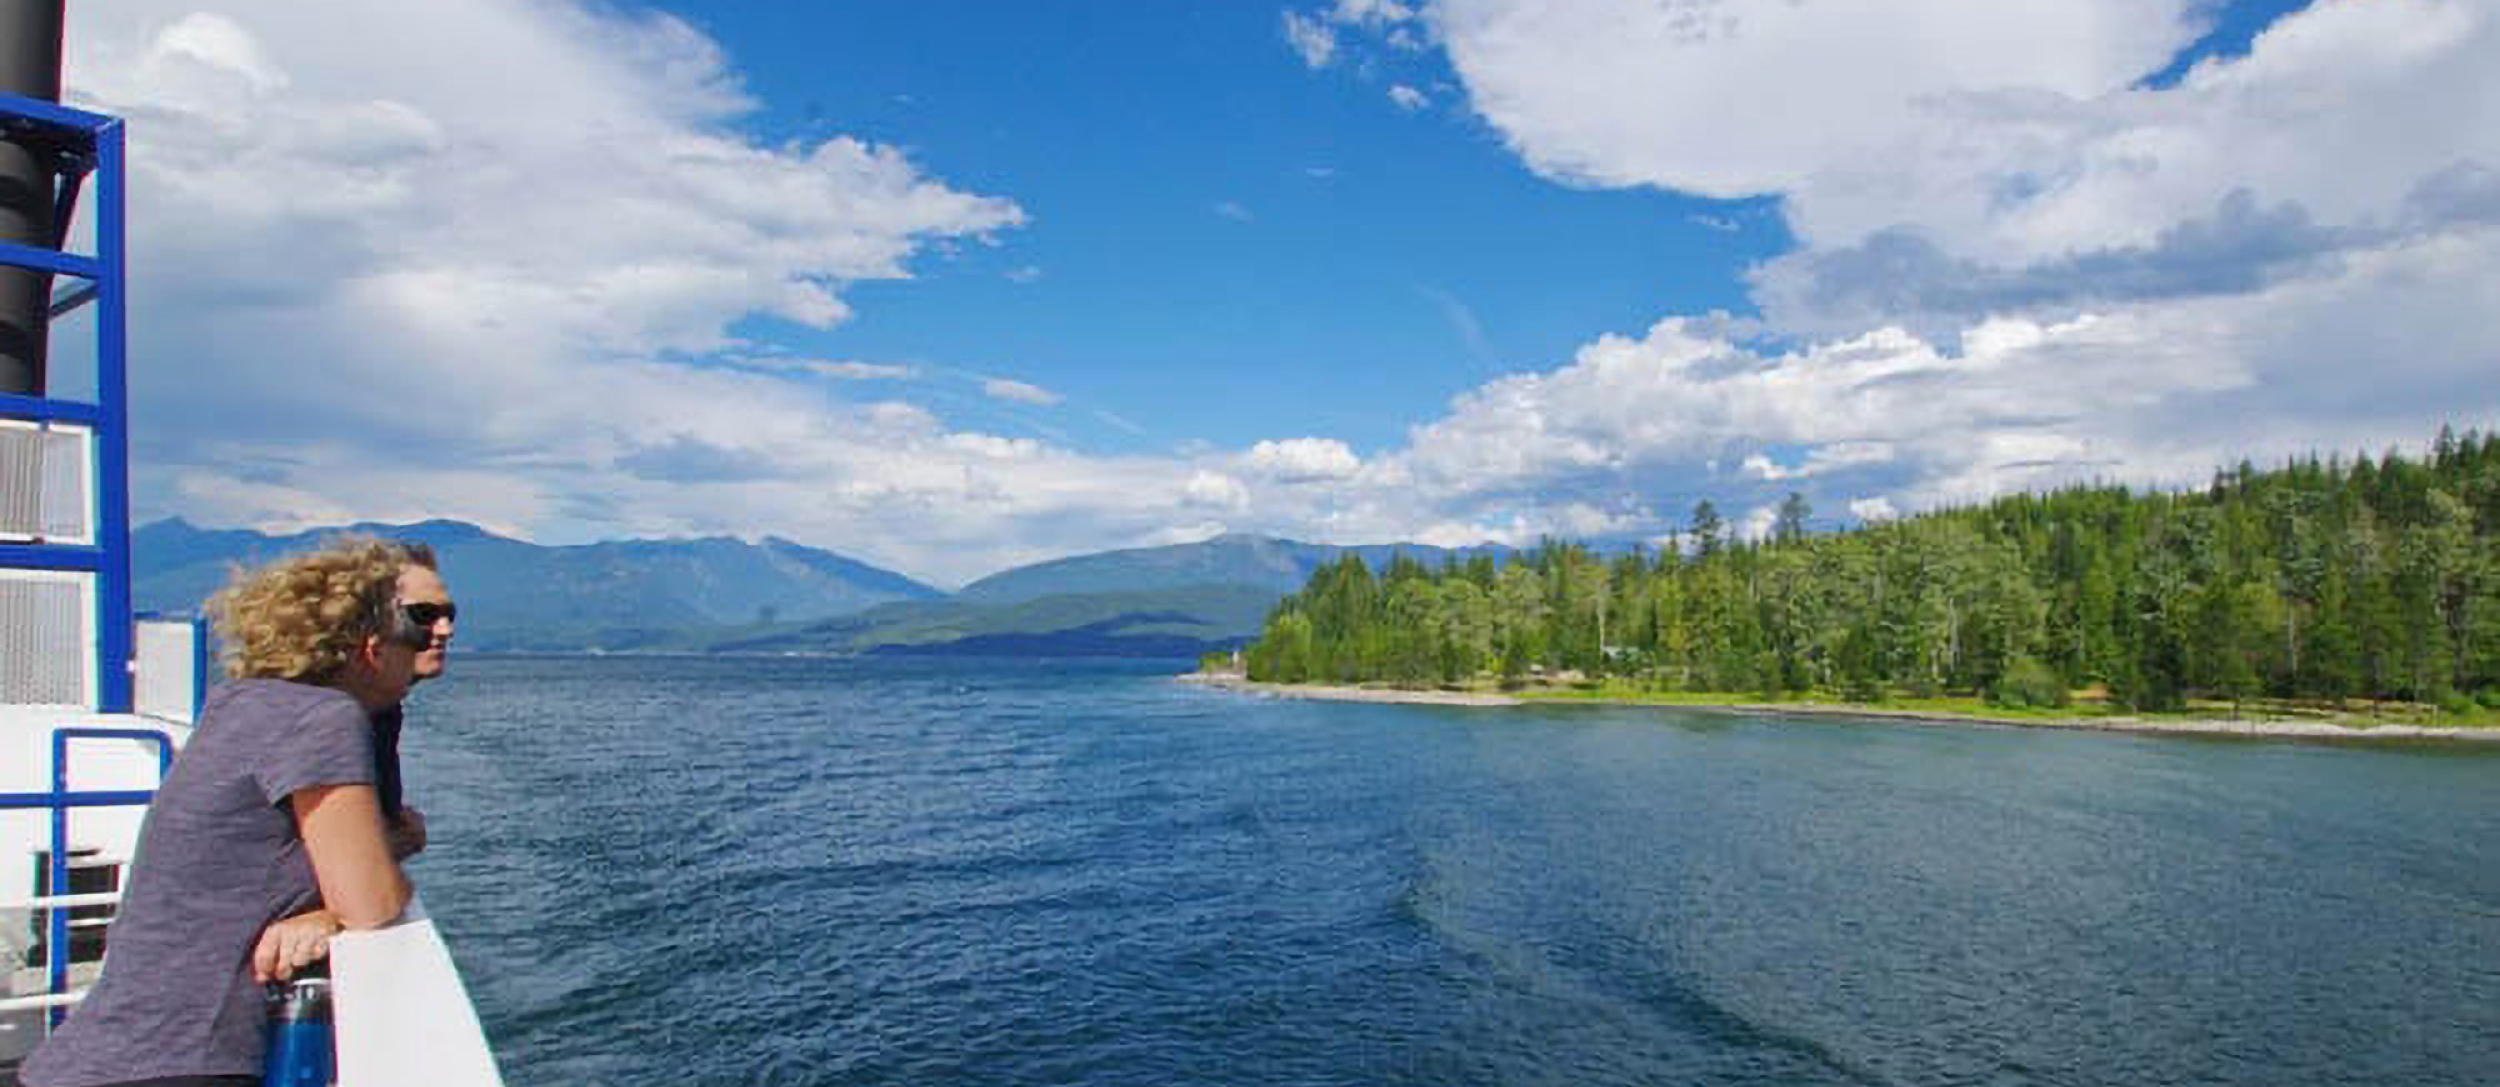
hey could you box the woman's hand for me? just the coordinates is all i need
[253,909,343,982]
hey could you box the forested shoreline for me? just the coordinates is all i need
[1234,428,2500,717]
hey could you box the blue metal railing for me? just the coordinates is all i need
[0,90,131,714]
[0,727,174,1024]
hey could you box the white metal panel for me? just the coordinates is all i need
[39,425,93,544]
[0,420,38,541]
[0,421,91,544]
[331,901,507,1087]
[134,618,203,724]
[0,570,92,709]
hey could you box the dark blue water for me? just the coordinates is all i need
[403,656,2500,1087]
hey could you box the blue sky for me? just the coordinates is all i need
[64,0,2500,584]
[699,1,1788,455]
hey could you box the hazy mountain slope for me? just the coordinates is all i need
[132,519,943,650]
[955,533,1504,604]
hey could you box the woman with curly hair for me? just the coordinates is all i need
[19,537,458,1087]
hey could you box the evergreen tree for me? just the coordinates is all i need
[1775,491,1812,545]
[1690,500,1725,558]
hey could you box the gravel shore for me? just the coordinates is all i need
[1178,672,1521,706]
[1178,673,2500,742]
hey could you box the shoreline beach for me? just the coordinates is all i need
[1176,673,2500,743]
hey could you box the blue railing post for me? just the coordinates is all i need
[22,727,174,1024]
[43,753,69,1016]
[92,116,130,714]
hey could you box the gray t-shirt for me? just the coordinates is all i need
[20,679,379,1086]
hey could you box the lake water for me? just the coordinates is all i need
[404,655,2500,1087]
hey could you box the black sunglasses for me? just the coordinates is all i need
[401,601,459,627]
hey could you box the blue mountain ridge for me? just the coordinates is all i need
[955,532,1512,604]
[132,520,1508,656]
[132,518,943,651]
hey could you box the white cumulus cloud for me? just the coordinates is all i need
[56,1,1146,585]
[1300,0,2500,543]
[1244,438,1365,482]
[1183,470,1251,512]
[1427,0,2194,199]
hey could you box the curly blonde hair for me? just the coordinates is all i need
[205,536,439,684]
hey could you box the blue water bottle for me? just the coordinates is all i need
[263,976,335,1087]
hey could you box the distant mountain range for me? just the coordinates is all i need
[133,519,944,652]
[131,520,1501,657]
[955,532,1505,603]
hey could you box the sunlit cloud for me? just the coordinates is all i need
[1243,438,1363,483]
[1289,0,2500,539]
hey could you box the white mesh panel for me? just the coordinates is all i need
[0,570,93,707]
[41,425,93,542]
[0,421,93,543]
[0,421,37,540]
[135,618,202,722]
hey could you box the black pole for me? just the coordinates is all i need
[0,0,63,397]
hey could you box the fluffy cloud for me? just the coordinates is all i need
[1418,0,2500,311]
[1372,213,2500,531]
[63,2,1252,585]
[1300,0,2500,539]
[1183,470,1251,512]
[74,3,1025,381]
[1243,438,1364,482]
[1743,443,1893,483]
[1427,0,2194,199]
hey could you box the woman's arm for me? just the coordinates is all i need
[291,782,413,929]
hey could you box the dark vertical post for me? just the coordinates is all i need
[0,0,64,396]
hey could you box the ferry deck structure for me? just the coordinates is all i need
[0,12,503,1082]
[0,81,209,1073]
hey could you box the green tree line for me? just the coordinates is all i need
[1241,427,2500,712]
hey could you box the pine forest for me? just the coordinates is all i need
[1236,427,2500,718]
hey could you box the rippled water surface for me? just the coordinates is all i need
[405,656,2500,1087]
